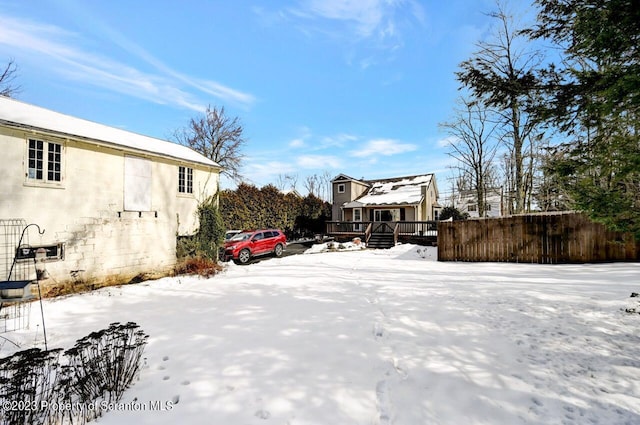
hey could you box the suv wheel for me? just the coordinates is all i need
[274,243,284,257]
[237,248,251,264]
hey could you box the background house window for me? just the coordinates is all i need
[337,183,345,193]
[178,166,193,194]
[28,138,62,182]
[468,204,477,212]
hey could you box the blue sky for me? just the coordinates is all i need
[0,0,522,196]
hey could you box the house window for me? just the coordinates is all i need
[28,139,62,182]
[178,166,193,194]
[468,204,477,212]
[486,204,492,211]
[47,143,62,181]
[337,183,345,193]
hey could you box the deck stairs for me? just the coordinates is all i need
[366,222,396,249]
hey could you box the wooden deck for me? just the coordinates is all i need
[326,221,438,246]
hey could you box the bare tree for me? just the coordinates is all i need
[456,3,545,213]
[321,170,333,202]
[302,172,334,200]
[275,173,299,192]
[440,98,500,217]
[275,174,287,191]
[1,59,21,97]
[174,105,246,181]
[288,174,299,191]
[304,174,320,197]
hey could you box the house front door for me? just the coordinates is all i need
[374,209,394,221]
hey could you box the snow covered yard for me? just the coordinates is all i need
[5,244,640,425]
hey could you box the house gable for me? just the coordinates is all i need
[331,174,370,220]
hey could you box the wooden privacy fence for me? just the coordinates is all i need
[437,212,639,263]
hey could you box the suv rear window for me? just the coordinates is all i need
[230,232,251,241]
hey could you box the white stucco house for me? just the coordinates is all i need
[455,187,504,218]
[0,96,220,289]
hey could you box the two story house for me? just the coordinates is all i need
[331,173,441,224]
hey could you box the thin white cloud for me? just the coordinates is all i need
[289,0,424,41]
[289,138,306,148]
[301,0,385,38]
[319,133,358,148]
[296,155,342,169]
[238,160,298,187]
[349,139,417,157]
[436,136,458,148]
[0,14,255,110]
[287,126,315,148]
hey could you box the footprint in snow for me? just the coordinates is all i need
[163,356,170,361]
[181,380,190,386]
[375,380,393,425]
[163,376,170,381]
[373,322,384,338]
[393,358,408,379]
[255,409,271,420]
[172,395,180,405]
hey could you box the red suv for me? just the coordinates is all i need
[222,229,287,264]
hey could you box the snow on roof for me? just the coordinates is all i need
[350,174,433,206]
[281,188,302,197]
[332,173,365,183]
[0,96,219,168]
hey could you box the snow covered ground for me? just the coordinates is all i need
[4,244,640,425]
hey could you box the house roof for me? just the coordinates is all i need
[332,173,367,184]
[0,96,220,168]
[348,174,434,207]
[457,188,503,204]
[281,188,302,197]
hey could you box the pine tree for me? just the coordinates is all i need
[529,0,640,237]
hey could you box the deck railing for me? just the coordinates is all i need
[326,221,438,237]
[364,222,372,244]
[395,221,438,236]
[326,221,372,235]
